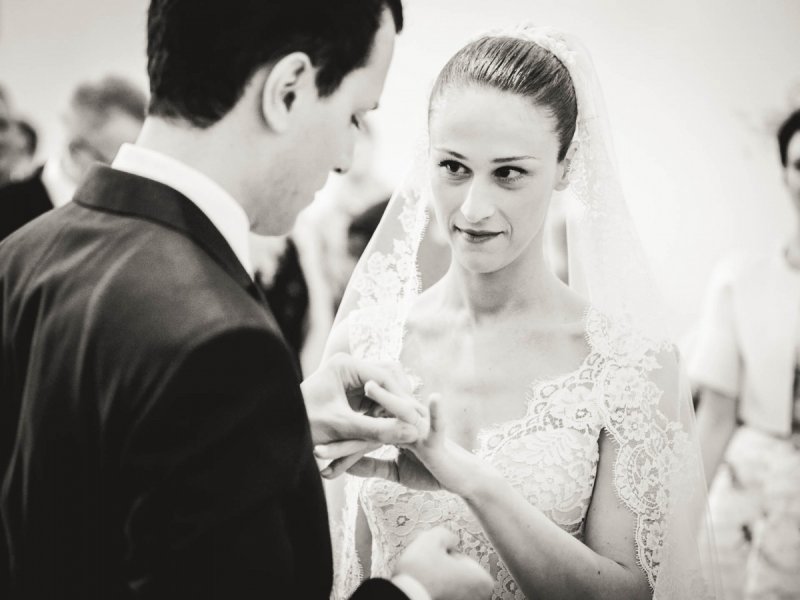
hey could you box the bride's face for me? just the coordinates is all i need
[428,85,569,275]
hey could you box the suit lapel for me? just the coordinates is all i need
[75,165,257,300]
[74,165,299,377]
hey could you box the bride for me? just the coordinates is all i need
[319,26,718,600]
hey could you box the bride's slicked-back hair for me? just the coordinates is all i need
[430,36,577,161]
[147,0,403,128]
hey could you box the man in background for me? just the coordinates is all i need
[0,86,19,185]
[0,75,145,240]
[3,119,39,180]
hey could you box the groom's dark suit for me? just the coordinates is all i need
[0,166,405,599]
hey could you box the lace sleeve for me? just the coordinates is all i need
[331,475,367,600]
[593,317,715,597]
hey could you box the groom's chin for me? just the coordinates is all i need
[251,218,293,237]
[250,201,308,237]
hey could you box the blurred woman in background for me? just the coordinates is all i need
[691,107,800,600]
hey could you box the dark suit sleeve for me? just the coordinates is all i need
[351,578,410,600]
[119,325,328,599]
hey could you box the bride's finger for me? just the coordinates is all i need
[314,439,377,461]
[347,457,399,482]
[364,380,427,428]
[428,393,444,435]
[415,398,431,439]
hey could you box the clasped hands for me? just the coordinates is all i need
[302,353,494,600]
[302,353,480,497]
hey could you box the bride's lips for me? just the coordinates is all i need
[454,226,502,244]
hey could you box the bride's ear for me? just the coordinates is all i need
[259,52,314,134]
[554,142,578,191]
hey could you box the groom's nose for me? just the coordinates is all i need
[332,132,357,175]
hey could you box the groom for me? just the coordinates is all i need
[0,1,492,599]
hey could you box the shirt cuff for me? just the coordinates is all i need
[391,574,433,600]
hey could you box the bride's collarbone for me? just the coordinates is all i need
[398,312,591,444]
[401,309,590,381]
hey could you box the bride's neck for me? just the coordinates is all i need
[443,239,562,322]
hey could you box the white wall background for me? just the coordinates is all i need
[2,0,800,335]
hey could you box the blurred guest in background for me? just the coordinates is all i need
[6,119,39,180]
[303,117,393,308]
[346,197,389,261]
[690,107,800,600]
[0,75,145,240]
[250,220,340,377]
[250,233,310,370]
[249,197,386,378]
[0,85,19,185]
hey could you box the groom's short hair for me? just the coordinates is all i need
[146,0,403,128]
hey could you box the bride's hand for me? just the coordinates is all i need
[314,380,430,479]
[346,394,483,497]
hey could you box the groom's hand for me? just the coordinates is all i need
[301,353,429,450]
[343,394,481,497]
[394,528,493,600]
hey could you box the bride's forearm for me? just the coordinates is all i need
[460,467,650,600]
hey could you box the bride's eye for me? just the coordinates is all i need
[493,166,527,182]
[438,160,470,178]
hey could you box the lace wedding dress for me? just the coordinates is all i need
[337,306,700,600]
[329,25,719,600]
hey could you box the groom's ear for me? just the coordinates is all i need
[260,52,315,134]
[554,142,578,191]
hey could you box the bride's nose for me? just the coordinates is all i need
[459,182,495,223]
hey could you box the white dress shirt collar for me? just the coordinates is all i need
[41,156,78,208]
[112,143,254,278]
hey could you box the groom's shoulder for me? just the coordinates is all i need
[0,198,283,354]
[97,239,274,345]
[84,242,288,386]
[88,216,277,347]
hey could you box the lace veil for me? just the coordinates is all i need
[325,25,719,599]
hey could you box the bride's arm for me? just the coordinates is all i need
[459,430,651,600]
[350,394,652,600]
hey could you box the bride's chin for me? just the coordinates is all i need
[453,255,505,276]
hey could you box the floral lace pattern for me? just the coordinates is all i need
[337,302,691,599]
[348,189,429,363]
[332,25,715,600]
